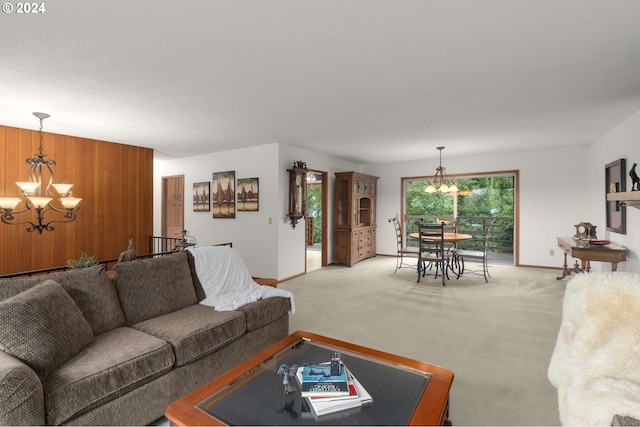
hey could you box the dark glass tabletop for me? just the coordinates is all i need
[196,338,431,425]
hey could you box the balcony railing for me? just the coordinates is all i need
[405,215,514,263]
[0,241,232,279]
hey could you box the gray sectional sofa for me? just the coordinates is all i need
[0,250,291,425]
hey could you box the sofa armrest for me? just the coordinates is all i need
[252,277,278,288]
[0,351,45,426]
[613,415,640,426]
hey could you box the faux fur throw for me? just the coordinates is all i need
[548,272,640,425]
[187,245,295,313]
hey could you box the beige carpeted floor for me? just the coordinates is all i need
[279,256,566,426]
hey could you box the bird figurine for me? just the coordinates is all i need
[630,162,639,191]
[117,239,136,263]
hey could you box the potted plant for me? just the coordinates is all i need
[67,252,97,270]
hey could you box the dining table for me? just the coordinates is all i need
[408,232,473,278]
[408,232,473,243]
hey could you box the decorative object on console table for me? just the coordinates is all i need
[287,160,308,228]
[334,172,379,266]
[573,222,597,241]
[605,159,626,234]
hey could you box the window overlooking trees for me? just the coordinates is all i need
[403,172,516,263]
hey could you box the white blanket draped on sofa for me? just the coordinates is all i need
[187,246,295,314]
[548,272,640,426]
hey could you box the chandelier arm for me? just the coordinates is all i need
[1,210,52,234]
[47,203,80,215]
[0,206,31,217]
[40,211,77,228]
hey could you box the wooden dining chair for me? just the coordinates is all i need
[417,222,449,286]
[456,218,498,282]
[388,217,418,272]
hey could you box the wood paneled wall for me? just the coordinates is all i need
[0,124,153,275]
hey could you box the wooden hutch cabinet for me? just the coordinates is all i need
[333,172,379,266]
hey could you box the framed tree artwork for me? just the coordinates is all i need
[237,177,259,212]
[193,182,210,212]
[212,171,235,218]
[605,158,626,234]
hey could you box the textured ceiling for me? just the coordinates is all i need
[1,0,640,163]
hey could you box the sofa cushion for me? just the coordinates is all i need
[0,265,126,336]
[43,265,126,336]
[113,251,198,325]
[185,249,206,302]
[132,304,246,367]
[0,280,94,380]
[0,350,45,426]
[236,296,291,331]
[43,327,174,426]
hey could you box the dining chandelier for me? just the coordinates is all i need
[425,146,458,193]
[0,112,82,233]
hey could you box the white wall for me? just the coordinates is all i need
[364,145,589,268]
[277,144,360,279]
[585,110,640,272]
[154,142,359,280]
[154,143,281,278]
[154,110,640,276]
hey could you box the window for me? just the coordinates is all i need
[402,172,517,264]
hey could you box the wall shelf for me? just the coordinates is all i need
[607,191,640,208]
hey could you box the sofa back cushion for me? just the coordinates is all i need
[185,249,206,302]
[0,265,126,336]
[0,280,94,380]
[113,251,198,325]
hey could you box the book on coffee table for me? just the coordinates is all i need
[297,364,373,419]
[298,363,350,397]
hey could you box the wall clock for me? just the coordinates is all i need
[287,160,308,228]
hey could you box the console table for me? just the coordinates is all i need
[556,237,628,280]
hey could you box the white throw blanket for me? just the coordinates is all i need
[548,272,640,426]
[187,246,295,314]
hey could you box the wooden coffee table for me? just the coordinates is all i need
[165,330,454,426]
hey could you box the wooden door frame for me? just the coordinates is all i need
[161,174,185,238]
[306,170,329,271]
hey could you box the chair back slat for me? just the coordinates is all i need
[418,223,446,261]
[417,222,448,285]
[436,217,458,233]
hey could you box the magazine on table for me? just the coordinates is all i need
[298,362,350,397]
[296,363,373,419]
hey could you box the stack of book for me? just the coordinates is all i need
[296,362,373,420]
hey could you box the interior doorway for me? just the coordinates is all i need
[306,170,328,272]
[162,175,185,248]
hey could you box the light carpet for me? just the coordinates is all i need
[279,256,566,426]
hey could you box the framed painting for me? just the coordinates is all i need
[237,177,259,212]
[193,182,210,212]
[605,158,626,234]
[212,171,235,218]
